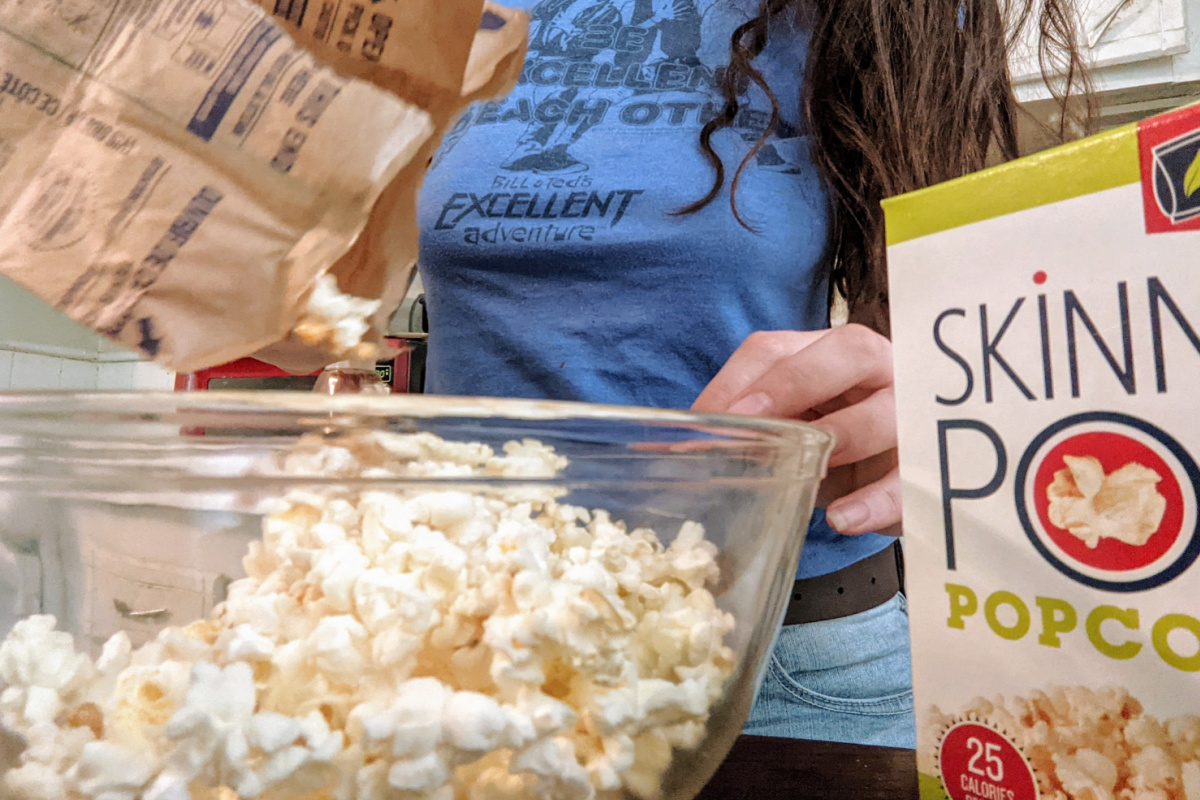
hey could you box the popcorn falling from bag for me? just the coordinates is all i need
[0,0,528,374]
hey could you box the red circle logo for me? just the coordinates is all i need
[1016,412,1200,592]
[940,722,1037,800]
[1032,431,1183,572]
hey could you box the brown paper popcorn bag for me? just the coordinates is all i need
[0,0,527,374]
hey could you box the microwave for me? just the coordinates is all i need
[174,335,426,394]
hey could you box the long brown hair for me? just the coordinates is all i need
[683,0,1091,334]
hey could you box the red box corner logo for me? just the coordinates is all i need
[1140,104,1200,233]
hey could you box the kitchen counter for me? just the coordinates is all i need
[696,736,920,800]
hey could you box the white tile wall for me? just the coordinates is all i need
[0,351,174,391]
[95,362,135,391]
[97,362,138,391]
[9,353,72,390]
[59,359,100,389]
[130,361,176,390]
[0,279,176,391]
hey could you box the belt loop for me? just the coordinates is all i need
[894,540,906,596]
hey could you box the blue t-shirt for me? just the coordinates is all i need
[417,0,891,579]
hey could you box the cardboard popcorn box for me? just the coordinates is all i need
[886,102,1200,800]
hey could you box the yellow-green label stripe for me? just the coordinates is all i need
[918,771,946,799]
[883,122,1141,246]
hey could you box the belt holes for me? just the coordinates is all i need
[871,577,877,585]
[837,586,844,594]
[792,592,802,601]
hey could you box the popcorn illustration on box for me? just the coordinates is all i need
[1045,455,1166,549]
[885,102,1200,800]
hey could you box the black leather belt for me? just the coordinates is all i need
[783,541,905,626]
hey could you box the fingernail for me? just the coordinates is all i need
[727,393,772,416]
[828,503,868,534]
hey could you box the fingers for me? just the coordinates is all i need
[731,325,893,420]
[814,386,897,468]
[693,326,892,421]
[826,466,903,538]
[816,451,896,509]
[693,326,902,538]
[692,329,832,414]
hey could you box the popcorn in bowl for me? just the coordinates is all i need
[0,430,737,800]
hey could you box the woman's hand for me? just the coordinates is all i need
[692,325,901,537]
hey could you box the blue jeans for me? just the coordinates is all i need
[743,593,916,748]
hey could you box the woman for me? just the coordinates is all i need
[416,0,1087,747]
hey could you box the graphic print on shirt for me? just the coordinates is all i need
[427,0,807,248]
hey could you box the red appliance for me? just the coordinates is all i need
[174,336,426,393]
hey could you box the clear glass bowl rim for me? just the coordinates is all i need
[0,391,835,489]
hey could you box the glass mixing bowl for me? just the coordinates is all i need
[0,392,832,800]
